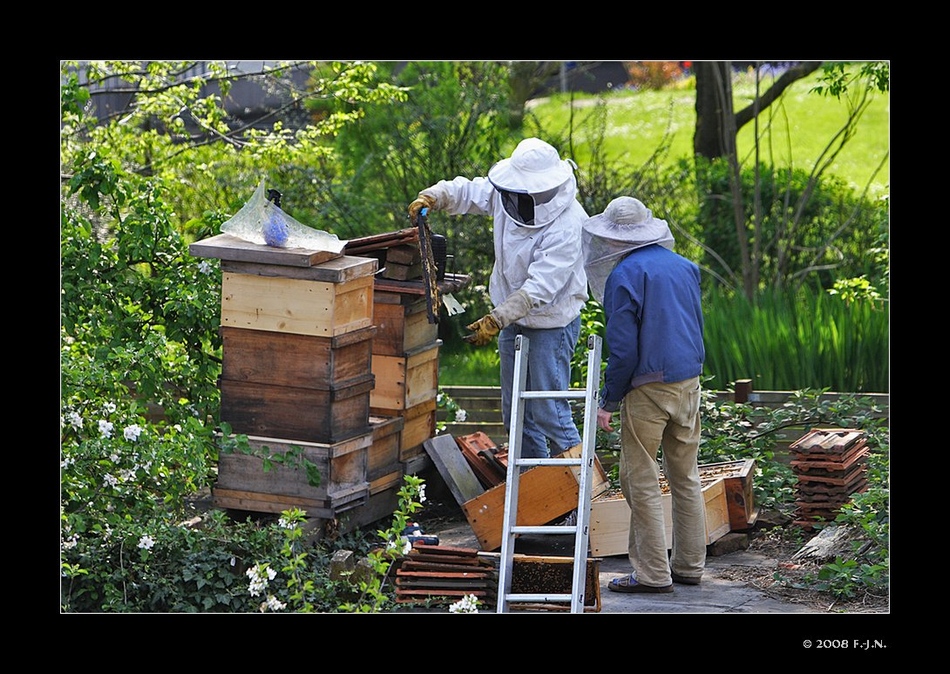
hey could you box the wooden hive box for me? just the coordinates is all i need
[461,445,610,552]
[589,476,730,557]
[372,291,439,357]
[221,325,376,390]
[370,341,441,411]
[698,459,757,530]
[509,554,602,612]
[398,398,438,462]
[367,415,404,482]
[221,256,377,337]
[220,374,375,444]
[213,433,371,517]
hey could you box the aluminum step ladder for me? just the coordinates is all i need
[495,333,603,613]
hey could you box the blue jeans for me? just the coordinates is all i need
[498,316,582,459]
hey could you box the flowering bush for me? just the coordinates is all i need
[436,388,467,433]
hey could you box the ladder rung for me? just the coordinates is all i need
[515,457,582,467]
[511,525,577,535]
[505,593,575,603]
[520,390,585,400]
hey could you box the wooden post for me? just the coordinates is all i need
[734,379,753,403]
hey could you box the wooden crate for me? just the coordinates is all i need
[220,268,374,337]
[212,433,370,517]
[367,415,404,481]
[461,445,611,552]
[221,325,375,390]
[220,374,374,444]
[372,292,439,357]
[370,341,441,411]
[589,477,730,557]
[699,459,757,530]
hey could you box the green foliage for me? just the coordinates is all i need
[701,285,888,392]
[337,475,428,613]
[693,159,889,294]
[696,387,888,511]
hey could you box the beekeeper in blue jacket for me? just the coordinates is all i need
[408,137,589,459]
[582,196,707,593]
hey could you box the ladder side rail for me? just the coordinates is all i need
[569,334,602,612]
[496,333,530,614]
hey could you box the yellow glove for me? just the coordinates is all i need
[408,194,437,220]
[463,314,502,346]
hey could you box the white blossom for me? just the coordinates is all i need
[449,594,480,613]
[123,424,143,442]
[263,595,286,612]
[98,420,114,438]
[67,411,83,431]
[137,534,155,550]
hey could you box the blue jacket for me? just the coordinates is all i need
[599,244,705,411]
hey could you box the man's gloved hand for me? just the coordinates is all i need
[463,290,533,346]
[408,193,437,220]
[463,314,502,346]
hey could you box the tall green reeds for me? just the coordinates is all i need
[702,286,888,393]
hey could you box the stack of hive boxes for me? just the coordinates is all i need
[369,288,442,494]
[191,233,388,526]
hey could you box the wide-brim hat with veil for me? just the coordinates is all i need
[487,138,578,227]
[582,196,675,303]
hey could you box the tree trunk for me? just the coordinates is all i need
[693,61,734,160]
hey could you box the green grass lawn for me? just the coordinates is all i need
[528,66,889,199]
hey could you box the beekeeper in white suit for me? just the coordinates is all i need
[408,137,589,459]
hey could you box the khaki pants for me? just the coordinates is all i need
[619,377,705,586]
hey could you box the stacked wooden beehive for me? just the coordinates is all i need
[788,428,869,530]
[190,233,381,524]
[368,288,441,485]
[190,228,469,534]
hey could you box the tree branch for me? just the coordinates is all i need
[734,61,823,130]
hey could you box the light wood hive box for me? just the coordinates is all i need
[590,476,731,557]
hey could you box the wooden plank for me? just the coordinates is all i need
[221,256,377,284]
[423,434,486,506]
[343,227,418,255]
[211,487,337,518]
[373,272,471,296]
[370,342,441,410]
[190,233,343,267]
